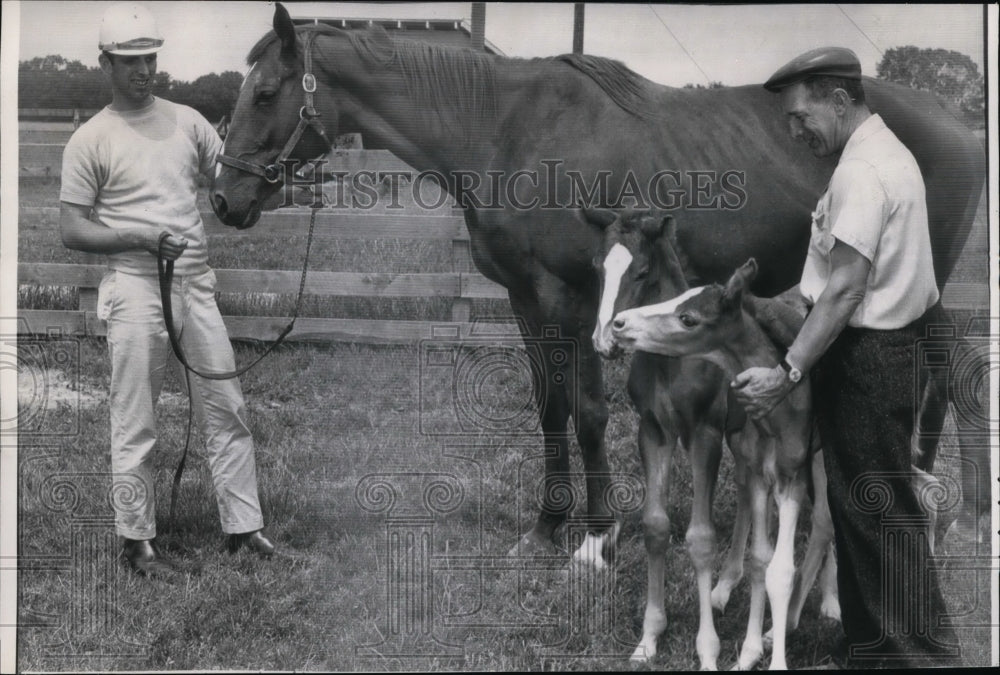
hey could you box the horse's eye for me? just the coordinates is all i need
[255,90,277,104]
[633,267,649,280]
[679,313,698,328]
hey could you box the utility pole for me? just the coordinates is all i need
[471,2,486,51]
[573,3,584,54]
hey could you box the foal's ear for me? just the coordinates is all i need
[662,214,676,242]
[580,207,619,230]
[274,3,298,60]
[638,213,674,240]
[721,258,758,309]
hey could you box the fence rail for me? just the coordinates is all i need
[18,199,518,343]
[21,206,471,240]
[19,143,424,179]
[19,108,102,120]
[19,262,508,300]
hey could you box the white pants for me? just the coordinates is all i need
[98,269,264,539]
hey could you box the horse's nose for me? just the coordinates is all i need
[212,193,229,220]
[612,317,626,331]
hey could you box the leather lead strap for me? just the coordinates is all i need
[159,209,317,531]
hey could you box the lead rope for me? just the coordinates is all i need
[162,206,319,532]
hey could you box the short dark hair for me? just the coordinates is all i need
[802,75,866,105]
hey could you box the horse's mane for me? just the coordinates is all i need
[348,27,498,142]
[246,25,659,133]
[554,54,657,120]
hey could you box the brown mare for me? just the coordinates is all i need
[211,4,986,559]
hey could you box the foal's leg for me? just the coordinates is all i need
[686,422,725,670]
[911,356,946,472]
[911,465,940,554]
[787,450,836,630]
[737,471,772,671]
[712,456,750,613]
[818,541,840,621]
[765,475,806,670]
[917,335,990,545]
[630,411,678,663]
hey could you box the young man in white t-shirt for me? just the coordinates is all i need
[60,3,275,576]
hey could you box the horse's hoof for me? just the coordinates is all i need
[571,532,609,570]
[630,646,653,663]
[696,634,721,671]
[697,652,720,670]
[508,532,557,558]
[735,646,764,671]
[943,513,984,547]
[820,597,841,622]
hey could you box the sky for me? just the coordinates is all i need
[12,2,988,87]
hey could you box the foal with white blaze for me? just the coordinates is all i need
[612,258,811,670]
[588,208,753,669]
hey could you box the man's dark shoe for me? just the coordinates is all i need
[123,538,179,577]
[226,530,275,557]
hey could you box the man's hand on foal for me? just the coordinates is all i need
[731,365,795,420]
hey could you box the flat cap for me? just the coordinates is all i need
[763,47,862,92]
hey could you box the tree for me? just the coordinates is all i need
[877,46,984,125]
[682,81,725,89]
[19,54,242,124]
[166,71,243,122]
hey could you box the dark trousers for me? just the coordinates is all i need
[812,304,959,668]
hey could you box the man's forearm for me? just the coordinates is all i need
[60,204,158,256]
[786,284,864,373]
[786,241,871,374]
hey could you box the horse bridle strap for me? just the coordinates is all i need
[217,31,332,183]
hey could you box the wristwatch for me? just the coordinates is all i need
[780,357,802,383]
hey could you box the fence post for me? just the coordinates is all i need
[450,238,472,324]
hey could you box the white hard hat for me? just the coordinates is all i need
[99,3,163,55]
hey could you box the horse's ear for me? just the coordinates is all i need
[662,215,676,242]
[580,207,618,230]
[661,214,690,272]
[366,23,394,50]
[638,211,671,240]
[273,3,298,60]
[721,258,757,309]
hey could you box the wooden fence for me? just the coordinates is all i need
[19,143,65,176]
[17,144,990,345]
[18,205,522,344]
[19,108,102,121]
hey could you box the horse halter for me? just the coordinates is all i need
[217,31,332,183]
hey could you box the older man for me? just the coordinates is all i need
[732,48,958,667]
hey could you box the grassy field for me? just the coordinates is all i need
[15,175,993,670]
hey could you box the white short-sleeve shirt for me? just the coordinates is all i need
[800,114,939,329]
[61,97,222,276]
